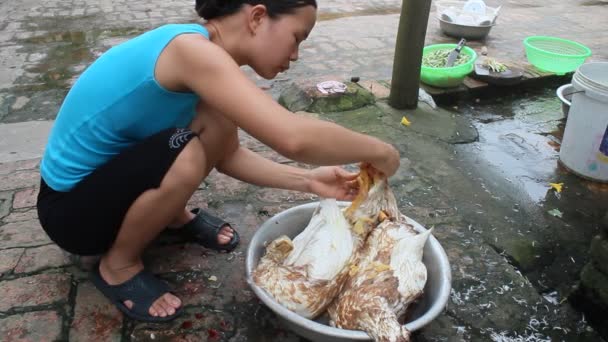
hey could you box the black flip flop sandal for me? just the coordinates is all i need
[179,208,240,252]
[90,263,182,322]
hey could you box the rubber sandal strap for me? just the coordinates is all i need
[90,264,180,322]
[182,208,240,252]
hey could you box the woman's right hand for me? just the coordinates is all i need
[371,143,400,177]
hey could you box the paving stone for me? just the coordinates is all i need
[2,209,38,223]
[205,170,250,198]
[169,272,234,309]
[255,188,318,204]
[258,204,297,218]
[75,255,101,272]
[14,244,72,274]
[250,148,293,165]
[238,131,268,151]
[147,203,259,275]
[12,187,38,209]
[0,273,71,312]
[0,248,24,276]
[130,309,234,341]
[146,244,213,274]
[214,202,262,247]
[0,220,51,249]
[0,311,62,342]
[0,191,11,220]
[228,302,301,342]
[69,282,123,342]
[185,190,210,211]
[358,80,391,99]
[0,170,39,192]
[0,159,39,176]
[168,258,254,309]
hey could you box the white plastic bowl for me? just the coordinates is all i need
[245,202,452,342]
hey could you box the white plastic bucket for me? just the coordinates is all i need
[556,83,573,117]
[559,62,608,182]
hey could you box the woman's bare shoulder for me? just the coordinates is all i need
[156,32,239,92]
[169,33,235,70]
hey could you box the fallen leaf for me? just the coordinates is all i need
[401,116,411,126]
[548,209,563,218]
[549,182,563,193]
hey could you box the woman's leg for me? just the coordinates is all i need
[101,105,240,318]
[99,137,205,317]
[168,104,240,241]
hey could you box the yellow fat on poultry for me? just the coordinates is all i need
[252,198,357,318]
[342,163,395,256]
[328,171,432,342]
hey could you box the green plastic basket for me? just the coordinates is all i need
[420,44,477,88]
[524,36,591,75]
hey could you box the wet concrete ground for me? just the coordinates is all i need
[1,0,608,341]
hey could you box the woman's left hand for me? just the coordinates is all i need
[307,166,359,201]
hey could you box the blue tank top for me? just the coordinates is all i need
[41,24,209,191]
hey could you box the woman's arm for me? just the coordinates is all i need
[217,145,310,191]
[171,34,400,176]
[216,145,359,200]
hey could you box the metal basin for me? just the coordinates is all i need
[439,18,494,40]
[245,202,452,342]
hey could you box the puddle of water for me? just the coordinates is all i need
[473,119,560,202]
[16,27,144,91]
[457,89,565,204]
[1,27,145,123]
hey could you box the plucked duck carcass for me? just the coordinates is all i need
[252,197,359,318]
[328,170,432,342]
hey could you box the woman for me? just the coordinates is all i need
[37,0,400,322]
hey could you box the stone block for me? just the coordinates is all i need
[255,188,318,204]
[12,187,38,209]
[358,80,391,99]
[145,244,212,274]
[0,170,39,191]
[0,311,62,342]
[0,191,11,220]
[205,170,250,198]
[130,309,233,341]
[14,245,72,274]
[278,79,375,113]
[0,220,51,249]
[0,248,24,276]
[2,209,38,223]
[0,273,71,312]
[0,159,39,176]
[69,282,123,342]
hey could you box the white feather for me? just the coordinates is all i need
[390,228,432,297]
[285,199,354,280]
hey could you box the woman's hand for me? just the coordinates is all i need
[307,166,359,201]
[370,143,400,177]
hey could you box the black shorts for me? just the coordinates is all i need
[37,128,197,256]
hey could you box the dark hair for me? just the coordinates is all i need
[195,0,317,20]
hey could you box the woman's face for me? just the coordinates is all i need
[248,5,317,79]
